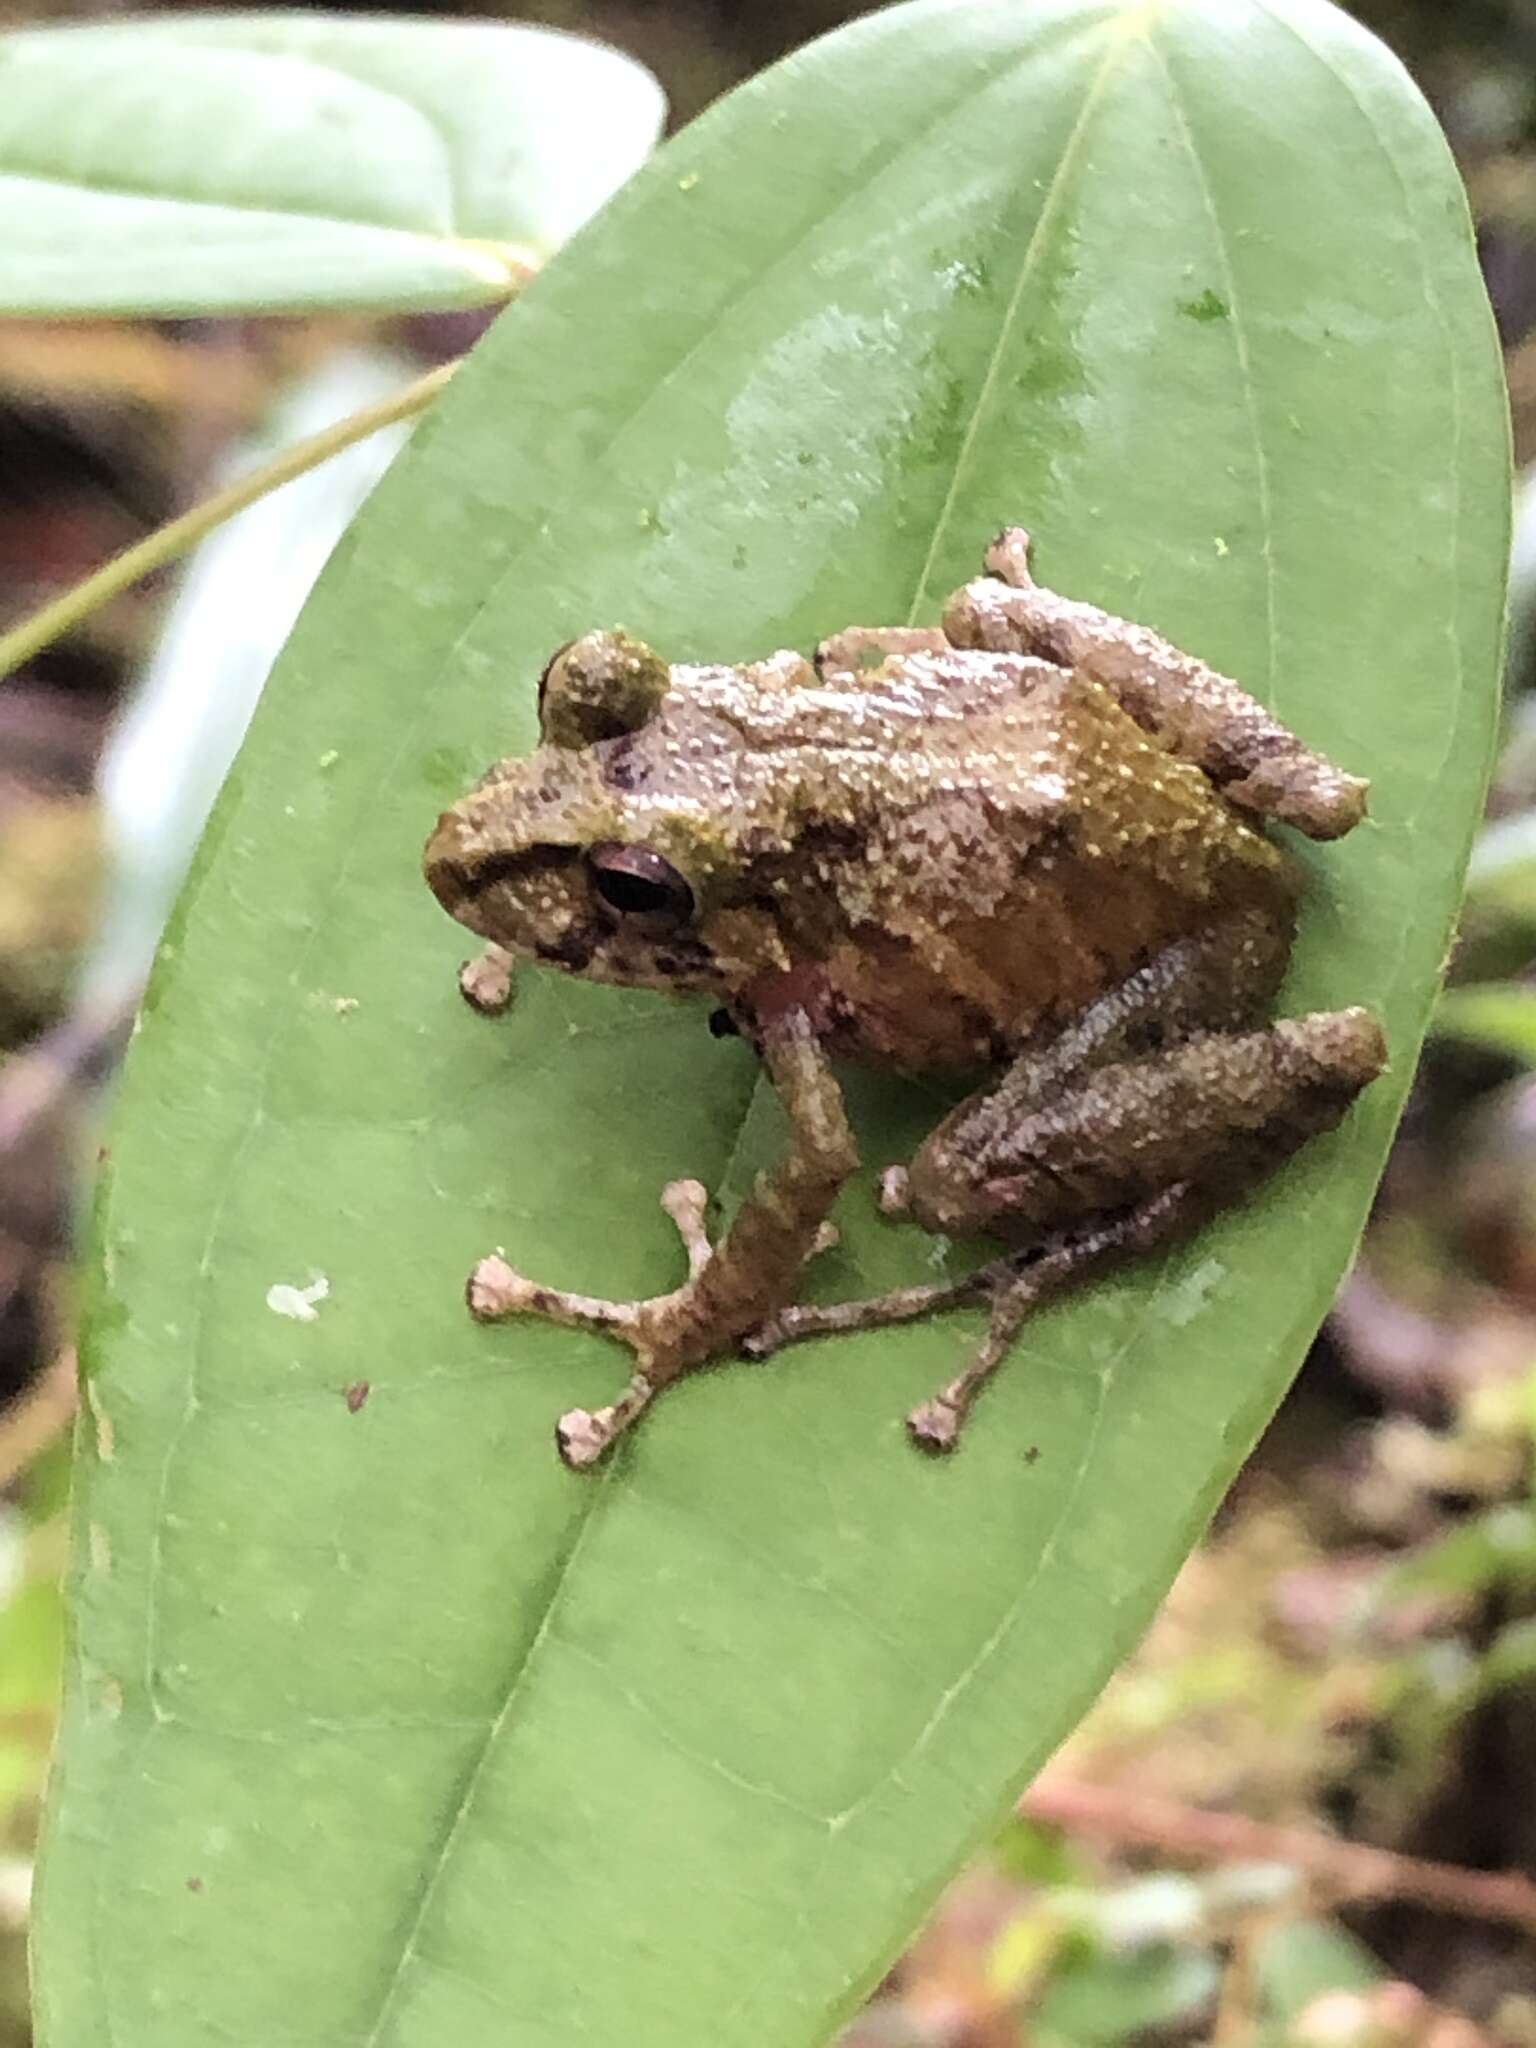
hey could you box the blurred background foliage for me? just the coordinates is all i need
[2,0,1536,2044]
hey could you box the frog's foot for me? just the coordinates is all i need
[747,1185,1201,1453]
[815,626,947,685]
[981,526,1036,589]
[468,1178,841,1470]
[457,943,516,1015]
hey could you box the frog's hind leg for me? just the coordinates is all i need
[745,1184,1201,1450]
[752,1007,1385,1453]
[943,527,1367,841]
[815,626,947,685]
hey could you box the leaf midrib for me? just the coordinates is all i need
[350,16,1138,2040]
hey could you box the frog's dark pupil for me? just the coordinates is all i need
[595,869,669,913]
[588,843,694,922]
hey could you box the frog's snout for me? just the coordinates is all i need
[423,806,476,917]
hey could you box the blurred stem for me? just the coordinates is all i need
[0,358,459,680]
[1021,1777,1536,1936]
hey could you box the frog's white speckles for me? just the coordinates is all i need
[266,1276,330,1323]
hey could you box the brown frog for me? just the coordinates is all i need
[424,529,1385,1468]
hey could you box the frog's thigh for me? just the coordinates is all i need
[906,1008,1384,1240]
[894,911,1288,1223]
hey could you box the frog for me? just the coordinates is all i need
[423,528,1385,1470]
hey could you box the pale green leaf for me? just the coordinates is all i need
[0,13,663,316]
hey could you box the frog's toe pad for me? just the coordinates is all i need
[466,1253,535,1320]
[906,1396,962,1453]
[555,1407,612,1469]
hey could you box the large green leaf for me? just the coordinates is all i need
[0,13,663,316]
[35,2,1507,2044]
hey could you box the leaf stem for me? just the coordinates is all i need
[0,358,459,680]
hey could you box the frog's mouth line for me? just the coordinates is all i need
[423,841,579,915]
[424,828,726,995]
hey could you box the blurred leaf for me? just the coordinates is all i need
[0,1453,66,1828]
[1462,812,1536,928]
[1434,981,1536,1062]
[1393,1504,1536,1601]
[0,14,664,317]
[1034,1941,1218,2047]
[89,347,421,1011]
[1252,1918,1384,2024]
[994,1816,1088,1891]
[1477,1615,1536,1698]
[36,2,1508,2046]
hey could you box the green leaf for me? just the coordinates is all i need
[1035,1942,1220,2047]
[1434,981,1536,1063]
[0,13,663,316]
[35,2,1507,2045]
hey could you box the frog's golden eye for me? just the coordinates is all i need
[588,843,694,923]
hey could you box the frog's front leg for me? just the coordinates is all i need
[466,1008,857,1468]
[752,1007,1386,1451]
[944,528,1367,841]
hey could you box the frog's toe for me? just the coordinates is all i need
[555,1371,658,1469]
[660,1178,713,1277]
[906,1394,963,1453]
[466,1253,533,1320]
[555,1404,623,1469]
[466,1253,643,1338]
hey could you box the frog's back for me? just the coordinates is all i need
[811,658,1293,1071]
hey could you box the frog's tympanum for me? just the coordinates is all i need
[424,530,1385,1468]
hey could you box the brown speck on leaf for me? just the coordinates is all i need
[1025,1445,1040,1464]
[186,1877,203,1894]
[344,1381,370,1414]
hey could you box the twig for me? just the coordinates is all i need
[1021,1777,1536,1938]
[0,359,458,679]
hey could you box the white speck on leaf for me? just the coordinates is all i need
[1161,1257,1225,1328]
[266,1276,330,1323]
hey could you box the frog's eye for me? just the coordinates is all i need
[588,843,694,923]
